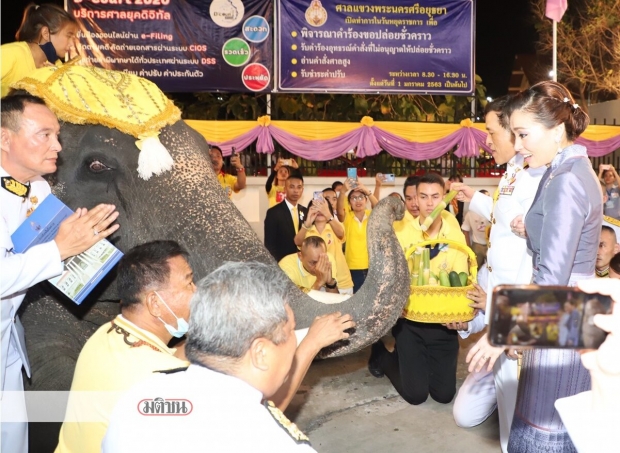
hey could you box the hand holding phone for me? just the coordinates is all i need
[490,285,613,350]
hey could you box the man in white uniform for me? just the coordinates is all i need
[1,92,119,453]
[451,96,546,453]
[103,262,337,452]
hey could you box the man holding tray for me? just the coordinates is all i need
[368,172,468,405]
[1,92,119,453]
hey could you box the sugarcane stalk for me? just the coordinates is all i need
[410,249,421,286]
[420,190,457,232]
[417,250,425,286]
[422,247,430,285]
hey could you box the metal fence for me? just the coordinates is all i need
[226,146,620,179]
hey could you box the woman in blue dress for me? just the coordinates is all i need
[504,82,602,452]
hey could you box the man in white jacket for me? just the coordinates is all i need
[451,96,546,452]
[1,92,119,453]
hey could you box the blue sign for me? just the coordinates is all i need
[67,0,272,92]
[276,0,474,94]
[244,16,270,43]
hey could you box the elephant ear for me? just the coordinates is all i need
[12,63,180,180]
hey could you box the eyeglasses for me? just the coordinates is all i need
[350,195,366,202]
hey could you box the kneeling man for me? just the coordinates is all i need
[103,262,352,452]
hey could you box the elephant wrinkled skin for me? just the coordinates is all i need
[19,119,410,394]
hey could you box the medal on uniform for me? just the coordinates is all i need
[26,196,39,217]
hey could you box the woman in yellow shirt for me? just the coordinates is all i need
[336,179,379,292]
[294,197,353,293]
[265,157,299,208]
[1,4,78,97]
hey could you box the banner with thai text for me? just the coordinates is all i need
[277,0,474,94]
[68,0,273,92]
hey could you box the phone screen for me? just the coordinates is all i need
[383,173,395,182]
[347,168,358,180]
[489,285,613,349]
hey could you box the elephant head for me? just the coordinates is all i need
[16,68,410,393]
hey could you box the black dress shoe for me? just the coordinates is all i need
[367,341,385,378]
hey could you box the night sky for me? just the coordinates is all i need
[1,0,537,99]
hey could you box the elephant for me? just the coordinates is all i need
[19,118,411,398]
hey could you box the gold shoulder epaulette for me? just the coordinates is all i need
[604,215,620,228]
[264,400,310,445]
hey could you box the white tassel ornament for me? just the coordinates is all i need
[135,134,174,180]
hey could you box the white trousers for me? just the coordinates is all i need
[453,353,518,453]
[1,357,28,453]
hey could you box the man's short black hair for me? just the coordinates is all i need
[484,95,511,129]
[331,181,343,190]
[417,173,445,190]
[117,240,190,311]
[1,91,47,132]
[286,170,304,184]
[602,225,617,243]
[302,235,326,251]
[403,175,420,196]
[448,173,463,183]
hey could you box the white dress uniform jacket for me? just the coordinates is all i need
[1,166,63,453]
[464,155,545,453]
[103,364,317,453]
[468,154,546,320]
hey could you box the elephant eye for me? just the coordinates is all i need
[89,160,112,173]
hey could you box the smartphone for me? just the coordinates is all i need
[282,158,293,166]
[313,191,324,201]
[383,173,396,183]
[601,164,611,171]
[231,147,237,157]
[489,285,613,350]
[347,168,358,180]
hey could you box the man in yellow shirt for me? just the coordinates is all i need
[56,241,194,453]
[209,145,246,198]
[368,173,468,406]
[279,236,339,293]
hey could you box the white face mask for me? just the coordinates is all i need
[154,291,189,338]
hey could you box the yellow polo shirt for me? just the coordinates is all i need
[343,209,371,270]
[56,315,188,453]
[1,42,37,98]
[267,184,286,207]
[217,172,238,198]
[305,223,354,291]
[279,253,336,291]
[398,211,469,321]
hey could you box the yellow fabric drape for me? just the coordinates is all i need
[185,120,257,143]
[184,117,619,144]
[581,125,620,141]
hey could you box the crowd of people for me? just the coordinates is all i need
[1,6,619,451]
[251,80,620,452]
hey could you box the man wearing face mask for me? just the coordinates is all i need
[56,240,193,453]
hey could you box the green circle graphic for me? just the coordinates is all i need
[222,38,251,67]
